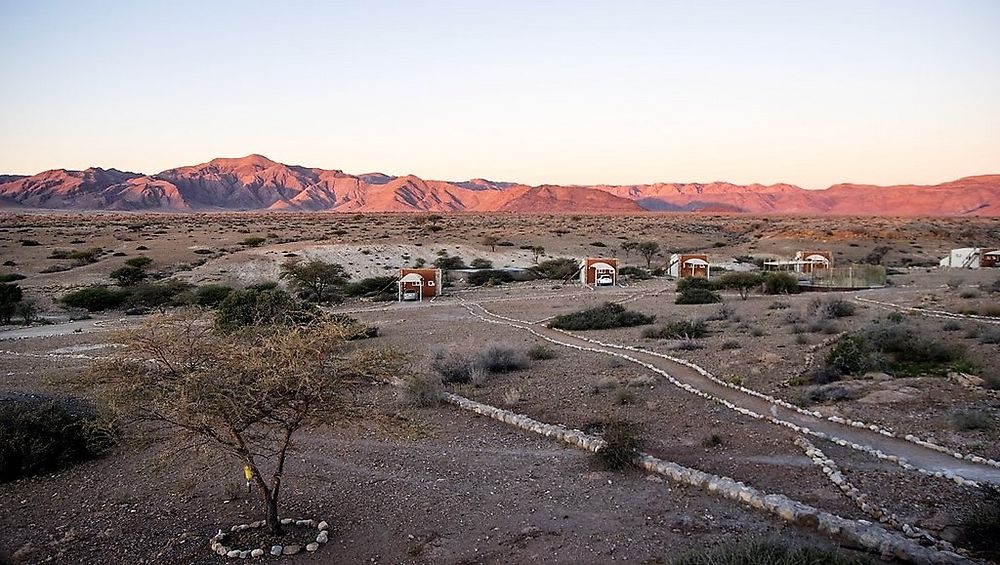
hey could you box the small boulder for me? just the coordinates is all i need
[270,545,282,556]
[282,545,301,555]
[226,550,241,558]
[316,531,329,544]
[251,549,265,557]
[316,520,329,531]
[306,542,320,552]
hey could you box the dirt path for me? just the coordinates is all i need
[463,302,1000,485]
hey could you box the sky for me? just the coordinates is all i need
[0,0,998,189]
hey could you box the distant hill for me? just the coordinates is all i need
[1,155,996,215]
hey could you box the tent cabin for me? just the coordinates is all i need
[939,248,1000,269]
[580,257,618,286]
[397,268,443,301]
[668,253,711,278]
[795,251,833,274]
[764,251,833,274]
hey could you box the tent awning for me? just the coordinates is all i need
[684,258,709,266]
[399,273,424,283]
[589,262,615,271]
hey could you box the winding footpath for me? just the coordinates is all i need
[463,301,1000,486]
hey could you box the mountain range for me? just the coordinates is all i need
[0,154,997,216]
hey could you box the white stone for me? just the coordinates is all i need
[306,542,320,552]
[317,531,329,543]
[226,550,241,558]
[251,549,265,557]
[270,545,282,556]
[317,520,329,531]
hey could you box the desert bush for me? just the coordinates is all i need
[399,374,444,407]
[763,272,801,295]
[959,289,980,299]
[529,258,579,280]
[279,259,350,303]
[192,284,233,307]
[619,266,651,280]
[470,258,493,269]
[124,256,153,269]
[19,239,40,246]
[768,300,790,310]
[60,286,126,312]
[49,247,103,265]
[0,283,24,324]
[804,384,857,404]
[675,288,722,304]
[942,320,962,332]
[527,344,557,360]
[14,300,38,325]
[344,276,397,299]
[952,410,994,431]
[433,255,467,270]
[479,345,529,373]
[0,398,115,483]
[676,277,719,293]
[643,320,708,339]
[0,273,26,283]
[240,236,266,247]
[958,484,1000,561]
[467,269,514,286]
[122,281,194,310]
[721,340,741,349]
[701,433,723,447]
[109,265,148,286]
[810,297,856,320]
[671,339,705,350]
[549,302,655,330]
[215,288,318,332]
[593,420,644,471]
[671,537,874,565]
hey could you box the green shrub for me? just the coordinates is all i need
[819,319,969,379]
[0,273,26,283]
[643,320,709,339]
[676,277,719,292]
[192,284,234,307]
[763,272,801,295]
[675,288,722,304]
[60,286,126,312]
[470,258,493,269]
[593,420,644,471]
[670,537,874,565]
[433,345,528,385]
[529,258,580,280]
[124,256,153,269]
[467,269,513,286]
[433,255,467,270]
[215,288,317,332]
[619,266,651,280]
[479,346,529,373]
[122,281,193,310]
[549,302,655,331]
[824,333,874,376]
[109,265,148,286]
[0,283,24,324]
[0,398,116,483]
[344,276,397,299]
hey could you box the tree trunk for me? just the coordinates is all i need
[265,491,283,535]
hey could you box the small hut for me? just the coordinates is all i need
[795,251,833,274]
[398,268,443,301]
[580,257,618,286]
[668,253,710,278]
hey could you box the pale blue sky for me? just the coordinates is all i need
[1,0,998,188]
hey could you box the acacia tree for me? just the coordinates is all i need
[718,272,765,300]
[96,309,396,535]
[530,246,545,264]
[621,241,639,261]
[637,241,661,269]
[481,235,499,252]
[279,259,350,303]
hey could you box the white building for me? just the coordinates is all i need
[938,248,1000,269]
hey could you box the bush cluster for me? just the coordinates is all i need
[60,281,193,312]
[593,420,644,471]
[432,345,529,385]
[529,258,580,280]
[763,272,801,295]
[675,288,722,304]
[467,269,514,286]
[548,302,655,331]
[0,398,116,483]
[671,537,874,565]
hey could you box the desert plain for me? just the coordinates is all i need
[1,211,999,565]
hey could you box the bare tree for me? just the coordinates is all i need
[95,309,396,535]
[621,241,639,261]
[530,246,545,264]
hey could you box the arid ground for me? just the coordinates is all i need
[1,212,999,564]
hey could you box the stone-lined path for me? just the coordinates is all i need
[464,302,1000,485]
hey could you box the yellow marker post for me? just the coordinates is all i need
[244,465,253,493]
